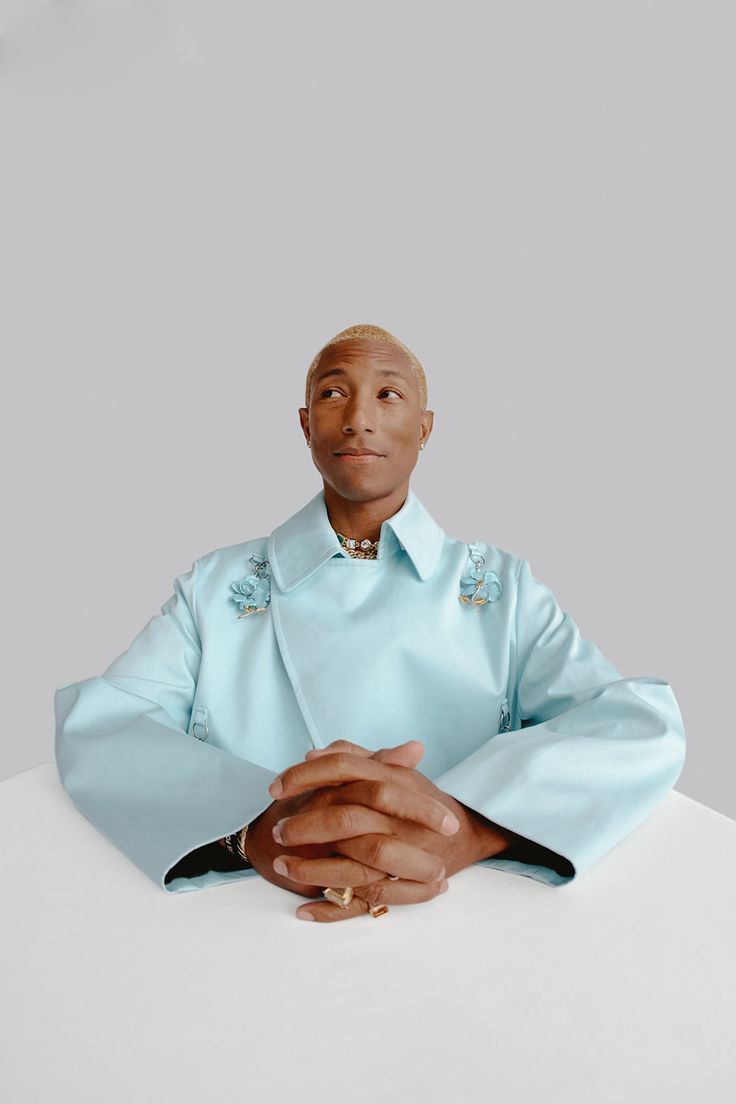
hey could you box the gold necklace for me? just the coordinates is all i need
[336,532,380,560]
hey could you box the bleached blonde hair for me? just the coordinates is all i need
[305,324,428,410]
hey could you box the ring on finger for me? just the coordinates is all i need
[321,887,389,919]
[321,867,399,909]
[320,870,402,914]
[322,886,354,908]
[355,894,389,919]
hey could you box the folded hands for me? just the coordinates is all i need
[245,739,515,923]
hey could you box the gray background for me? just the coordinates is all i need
[1,1,733,818]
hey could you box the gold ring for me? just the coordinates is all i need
[322,886,389,918]
[322,886,354,909]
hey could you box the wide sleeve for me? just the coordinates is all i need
[54,560,278,894]
[433,557,686,887]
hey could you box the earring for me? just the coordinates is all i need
[419,441,425,450]
[307,441,311,448]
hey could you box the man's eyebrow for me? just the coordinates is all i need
[314,366,408,385]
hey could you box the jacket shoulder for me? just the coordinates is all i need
[193,536,270,594]
[447,534,523,578]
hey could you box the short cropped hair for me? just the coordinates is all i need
[305,324,428,410]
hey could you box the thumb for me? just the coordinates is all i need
[305,738,425,765]
[369,739,425,768]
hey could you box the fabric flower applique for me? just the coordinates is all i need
[458,543,503,607]
[230,555,271,618]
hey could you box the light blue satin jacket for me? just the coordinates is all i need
[54,486,686,894]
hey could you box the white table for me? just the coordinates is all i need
[1,763,735,1103]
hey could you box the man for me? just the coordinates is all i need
[54,323,686,923]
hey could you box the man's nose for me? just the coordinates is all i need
[342,393,374,434]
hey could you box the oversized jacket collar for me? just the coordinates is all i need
[267,486,446,593]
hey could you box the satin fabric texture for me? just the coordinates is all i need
[54,487,686,894]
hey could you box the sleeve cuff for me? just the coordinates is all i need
[475,853,576,887]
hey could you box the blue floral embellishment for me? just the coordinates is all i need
[230,555,271,618]
[458,543,503,607]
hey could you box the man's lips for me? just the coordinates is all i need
[334,448,385,464]
[334,448,383,456]
[335,453,384,463]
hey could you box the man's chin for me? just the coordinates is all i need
[324,473,389,501]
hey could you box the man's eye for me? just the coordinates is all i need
[319,388,402,399]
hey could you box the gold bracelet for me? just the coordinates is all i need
[235,822,250,865]
[223,823,252,866]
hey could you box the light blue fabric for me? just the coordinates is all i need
[54,487,686,894]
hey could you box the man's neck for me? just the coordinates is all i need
[323,486,408,544]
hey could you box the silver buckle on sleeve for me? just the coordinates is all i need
[191,706,209,741]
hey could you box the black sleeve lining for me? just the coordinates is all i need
[164,841,252,884]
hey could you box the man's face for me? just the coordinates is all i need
[298,339,433,504]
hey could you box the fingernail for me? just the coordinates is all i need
[296,909,314,921]
[272,822,285,844]
[269,778,284,798]
[441,813,460,834]
[273,857,288,876]
[439,879,449,893]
